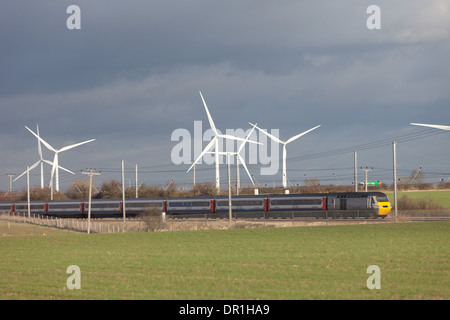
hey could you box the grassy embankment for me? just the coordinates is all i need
[1,221,448,299]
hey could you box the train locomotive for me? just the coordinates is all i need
[0,192,391,219]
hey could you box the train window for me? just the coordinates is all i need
[16,204,45,210]
[146,202,162,208]
[169,201,209,207]
[192,202,210,207]
[168,202,187,207]
[0,205,11,213]
[127,202,162,208]
[216,200,262,207]
[49,204,80,209]
[375,195,389,202]
[233,200,262,206]
[271,199,322,206]
[126,203,144,208]
[89,203,119,209]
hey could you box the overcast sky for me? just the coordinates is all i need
[1,0,449,192]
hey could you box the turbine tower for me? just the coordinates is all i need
[410,123,450,131]
[187,91,260,190]
[25,126,95,192]
[14,125,72,188]
[250,122,321,188]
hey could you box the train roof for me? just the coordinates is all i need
[326,192,388,198]
[0,191,389,205]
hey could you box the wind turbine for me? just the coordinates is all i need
[14,125,72,189]
[187,91,260,190]
[24,126,95,192]
[207,123,258,189]
[250,122,321,188]
[411,123,450,131]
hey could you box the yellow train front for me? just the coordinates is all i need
[325,192,391,218]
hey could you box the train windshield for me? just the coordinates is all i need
[375,195,389,202]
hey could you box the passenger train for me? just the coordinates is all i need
[0,192,391,219]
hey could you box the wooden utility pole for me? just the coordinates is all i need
[392,141,398,223]
[236,155,240,195]
[26,167,30,218]
[227,153,232,226]
[7,174,15,193]
[81,169,101,234]
[121,160,126,222]
[135,164,138,199]
[354,151,358,192]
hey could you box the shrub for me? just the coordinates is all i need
[139,207,167,232]
[189,183,219,197]
[398,195,443,210]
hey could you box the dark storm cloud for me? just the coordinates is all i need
[1,0,449,190]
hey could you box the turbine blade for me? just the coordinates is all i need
[237,154,255,186]
[187,137,217,172]
[25,126,56,152]
[42,159,54,166]
[199,91,217,135]
[59,139,95,152]
[286,125,321,144]
[58,166,75,175]
[237,123,258,153]
[28,160,41,172]
[13,171,26,182]
[36,125,43,160]
[44,159,75,175]
[410,123,450,131]
[219,134,262,145]
[14,160,40,181]
[249,122,283,144]
[206,151,231,155]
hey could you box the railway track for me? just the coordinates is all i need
[167,216,450,222]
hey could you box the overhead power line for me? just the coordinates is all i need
[286,128,449,162]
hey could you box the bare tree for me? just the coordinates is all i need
[66,178,93,199]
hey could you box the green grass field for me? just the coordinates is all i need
[0,221,448,300]
[385,190,450,209]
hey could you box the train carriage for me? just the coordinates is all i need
[0,203,13,214]
[124,198,166,216]
[83,199,122,218]
[166,198,213,216]
[9,201,47,217]
[47,201,84,218]
[215,196,266,218]
[264,194,325,218]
